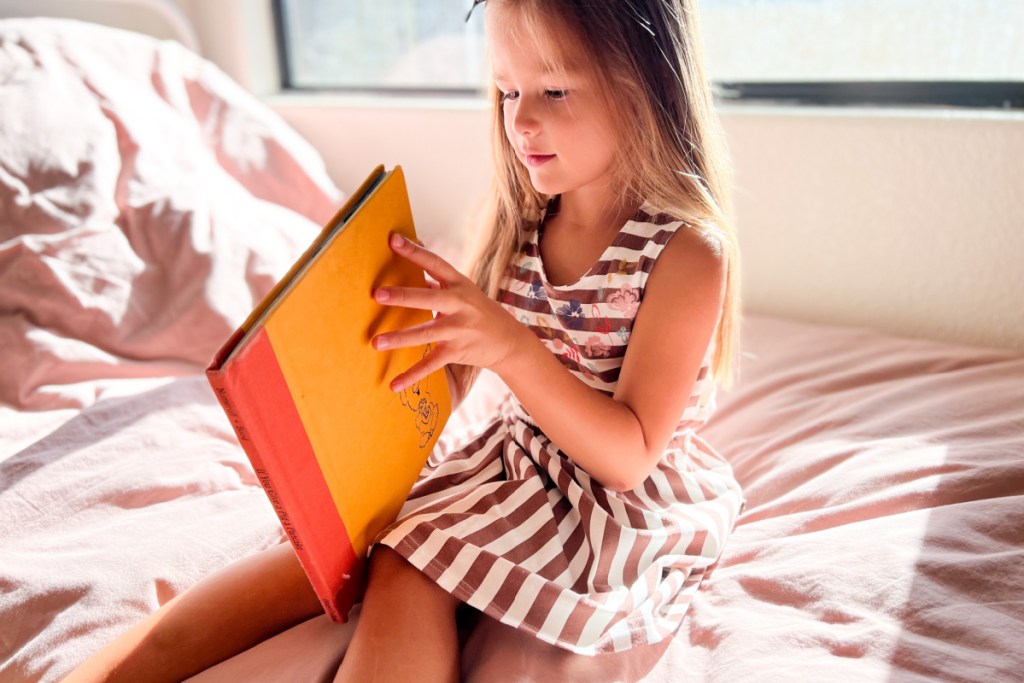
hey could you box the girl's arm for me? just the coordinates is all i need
[373,230,724,492]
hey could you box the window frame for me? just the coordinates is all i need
[714,82,1024,110]
[271,0,1024,110]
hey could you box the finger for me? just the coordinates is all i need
[390,346,451,393]
[373,285,456,314]
[372,318,454,352]
[389,233,463,285]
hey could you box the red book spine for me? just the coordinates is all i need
[206,327,363,622]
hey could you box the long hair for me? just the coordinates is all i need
[461,0,739,395]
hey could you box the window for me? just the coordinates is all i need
[702,0,1024,107]
[274,0,486,93]
[274,0,1024,108]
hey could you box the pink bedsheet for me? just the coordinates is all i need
[2,18,1022,683]
[186,321,1024,683]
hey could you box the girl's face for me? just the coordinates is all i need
[487,9,620,205]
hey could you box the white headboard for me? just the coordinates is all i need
[0,0,198,51]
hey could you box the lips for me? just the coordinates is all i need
[524,153,555,167]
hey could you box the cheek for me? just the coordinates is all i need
[595,114,623,161]
[502,107,515,144]
[577,120,618,167]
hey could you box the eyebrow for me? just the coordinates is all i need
[492,67,582,82]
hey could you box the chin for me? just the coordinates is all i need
[526,173,564,197]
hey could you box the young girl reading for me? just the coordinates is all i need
[64,0,743,681]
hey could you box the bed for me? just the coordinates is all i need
[2,13,1022,683]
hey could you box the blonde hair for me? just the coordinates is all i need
[462,0,739,394]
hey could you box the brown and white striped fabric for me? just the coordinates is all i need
[375,205,743,654]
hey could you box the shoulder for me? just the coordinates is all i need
[641,219,727,315]
[623,201,728,301]
[648,214,726,280]
[630,206,725,260]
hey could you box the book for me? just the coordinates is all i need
[206,165,452,622]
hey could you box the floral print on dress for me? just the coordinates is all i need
[591,304,612,335]
[534,316,554,341]
[607,285,641,317]
[529,279,548,300]
[584,335,611,358]
[615,258,639,277]
[556,299,586,330]
[493,206,717,414]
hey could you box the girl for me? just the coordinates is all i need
[64,0,743,681]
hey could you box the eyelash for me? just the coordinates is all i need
[501,89,568,103]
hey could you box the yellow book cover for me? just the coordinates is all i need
[206,165,451,622]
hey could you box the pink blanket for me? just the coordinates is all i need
[194,320,1024,683]
[2,18,1022,683]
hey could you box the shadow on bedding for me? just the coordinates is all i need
[883,353,1024,682]
[697,315,1024,683]
[0,377,229,495]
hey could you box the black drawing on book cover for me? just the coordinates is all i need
[399,344,441,449]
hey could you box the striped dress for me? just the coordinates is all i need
[375,205,743,654]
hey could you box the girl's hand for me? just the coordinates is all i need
[372,233,527,392]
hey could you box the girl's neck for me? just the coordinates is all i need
[546,190,640,239]
[537,189,642,287]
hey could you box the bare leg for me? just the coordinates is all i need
[333,546,461,683]
[62,542,322,683]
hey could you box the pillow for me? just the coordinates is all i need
[0,19,342,409]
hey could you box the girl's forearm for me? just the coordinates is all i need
[492,330,656,492]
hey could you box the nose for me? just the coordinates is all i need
[510,95,540,137]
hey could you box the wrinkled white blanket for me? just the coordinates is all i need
[0,18,337,681]
[2,18,1022,683]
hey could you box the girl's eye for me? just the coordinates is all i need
[501,91,520,102]
[545,89,568,100]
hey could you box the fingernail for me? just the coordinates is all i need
[390,379,404,392]
[374,288,389,302]
[390,233,406,248]
[374,336,389,350]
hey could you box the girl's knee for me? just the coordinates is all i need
[368,545,430,590]
[366,546,459,609]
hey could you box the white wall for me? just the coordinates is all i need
[268,94,492,255]
[171,0,278,96]
[269,100,1024,353]
[723,107,1023,352]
